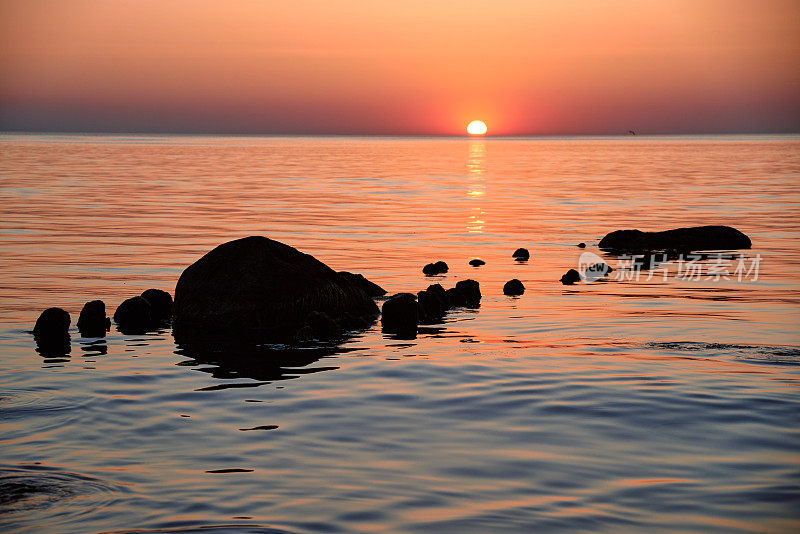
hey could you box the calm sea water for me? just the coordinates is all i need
[1,133,799,533]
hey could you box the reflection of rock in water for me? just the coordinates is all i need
[174,338,352,387]
[35,336,71,358]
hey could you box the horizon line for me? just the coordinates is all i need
[2,130,799,138]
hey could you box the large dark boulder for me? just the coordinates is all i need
[77,300,110,337]
[338,272,386,297]
[114,296,154,334]
[599,225,750,252]
[172,236,379,342]
[381,293,418,335]
[503,279,525,296]
[141,289,173,323]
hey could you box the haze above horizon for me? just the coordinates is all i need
[1,0,798,135]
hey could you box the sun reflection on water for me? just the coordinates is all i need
[467,140,487,233]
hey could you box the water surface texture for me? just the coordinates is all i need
[1,134,799,533]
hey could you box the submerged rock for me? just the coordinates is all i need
[560,269,581,285]
[141,289,173,323]
[381,293,418,335]
[114,296,154,334]
[512,248,530,260]
[503,279,525,296]
[77,300,110,337]
[599,225,750,252]
[468,258,486,267]
[584,263,614,282]
[172,236,379,342]
[338,271,386,297]
[422,261,449,276]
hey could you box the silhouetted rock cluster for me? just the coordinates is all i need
[32,225,754,355]
[382,279,481,336]
[422,261,449,276]
[172,236,380,343]
[599,225,751,252]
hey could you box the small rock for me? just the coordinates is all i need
[33,308,71,356]
[423,261,449,276]
[338,272,387,297]
[584,263,614,282]
[512,248,530,260]
[560,269,581,285]
[141,289,173,323]
[577,242,586,248]
[114,296,154,333]
[33,307,71,340]
[468,259,485,267]
[426,283,450,306]
[77,300,110,337]
[455,279,481,307]
[417,284,449,323]
[381,293,418,335]
[503,279,525,296]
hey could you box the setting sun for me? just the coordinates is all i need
[467,121,488,135]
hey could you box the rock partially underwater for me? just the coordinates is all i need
[114,296,154,334]
[512,248,530,260]
[599,225,751,252]
[382,279,481,336]
[560,269,581,285]
[77,300,110,337]
[503,279,525,296]
[422,261,449,276]
[172,236,380,343]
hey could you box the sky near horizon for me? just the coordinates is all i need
[1,0,798,135]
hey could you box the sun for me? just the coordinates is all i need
[467,120,487,135]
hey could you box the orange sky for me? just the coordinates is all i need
[1,0,798,134]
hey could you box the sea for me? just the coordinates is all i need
[1,133,799,533]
